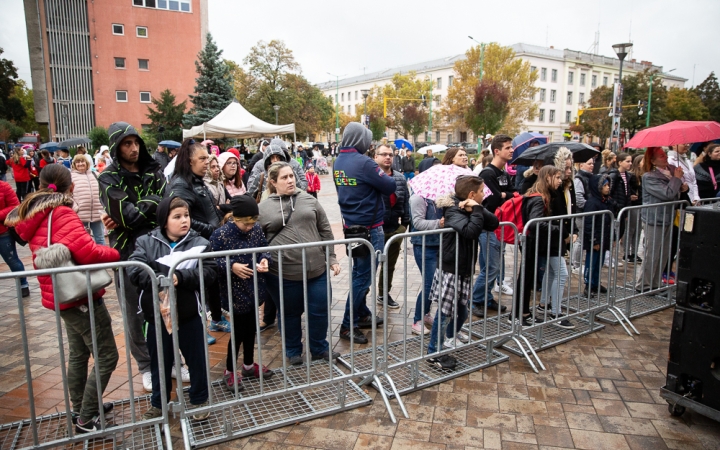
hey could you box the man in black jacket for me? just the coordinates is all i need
[99,122,166,392]
[401,149,416,180]
[370,144,411,309]
[418,149,440,173]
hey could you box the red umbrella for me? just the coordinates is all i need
[624,121,720,149]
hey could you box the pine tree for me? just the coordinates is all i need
[146,89,186,142]
[183,34,233,127]
[693,72,720,123]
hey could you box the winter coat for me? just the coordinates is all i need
[6,192,120,310]
[8,157,31,183]
[246,139,307,198]
[607,169,637,211]
[0,180,19,235]
[418,157,439,173]
[409,194,444,247]
[694,160,720,199]
[520,171,537,195]
[166,173,222,239]
[258,189,338,281]
[98,122,166,260]
[583,174,616,251]
[381,169,411,234]
[574,169,593,211]
[641,167,682,226]
[522,193,564,258]
[128,228,217,324]
[306,171,321,193]
[0,153,7,175]
[209,222,271,314]
[71,169,104,223]
[435,194,499,277]
[152,150,170,171]
[401,155,415,173]
[392,154,403,173]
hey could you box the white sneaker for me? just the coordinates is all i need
[442,337,458,349]
[456,331,470,343]
[171,365,190,382]
[499,283,513,295]
[142,372,152,392]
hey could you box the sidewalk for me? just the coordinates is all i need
[0,173,717,449]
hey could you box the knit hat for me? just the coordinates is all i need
[227,148,241,159]
[218,152,238,170]
[231,194,259,218]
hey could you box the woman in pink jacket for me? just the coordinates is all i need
[70,155,105,244]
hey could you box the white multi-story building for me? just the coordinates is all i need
[317,43,686,144]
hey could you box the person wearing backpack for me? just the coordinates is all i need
[513,166,563,327]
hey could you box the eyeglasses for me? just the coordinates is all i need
[377,153,393,158]
[225,162,238,166]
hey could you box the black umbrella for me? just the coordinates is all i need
[511,142,600,166]
[59,137,91,148]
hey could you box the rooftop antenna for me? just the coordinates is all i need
[586,25,600,54]
[628,20,634,61]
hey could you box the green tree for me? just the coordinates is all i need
[88,126,109,149]
[146,89,186,142]
[665,87,709,121]
[12,80,49,141]
[0,118,24,142]
[140,127,158,151]
[619,69,669,133]
[0,48,25,123]
[465,79,509,138]
[693,72,720,122]
[225,59,256,105]
[579,86,613,143]
[243,40,299,108]
[183,34,234,127]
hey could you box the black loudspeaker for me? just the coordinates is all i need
[666,307,720,411]
[677,206,720,316]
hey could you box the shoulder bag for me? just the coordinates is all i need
[34,210,113,304]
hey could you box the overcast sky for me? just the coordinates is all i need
[2,0,718,90]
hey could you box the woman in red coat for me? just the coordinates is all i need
[8,147,32,201]
[0,180,29,297]
[5,164,120,434]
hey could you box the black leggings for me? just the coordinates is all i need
[15,181,29,202]
[226,311,257,370]
[515,246,538,319]
[206,278,223,322]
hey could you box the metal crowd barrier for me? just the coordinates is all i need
[165,238,376,449]
[0,262,172,450]
[608,201,688,327]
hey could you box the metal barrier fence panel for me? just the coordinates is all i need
[338,227,511,399]
[0,261,172,450]
[605,201,688,326]
[165,238,374,448]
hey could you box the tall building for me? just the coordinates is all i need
[23,0,208,141]
[317,43,686,144]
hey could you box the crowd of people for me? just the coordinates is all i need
[0,120,716,431]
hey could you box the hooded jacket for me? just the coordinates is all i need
[127,197,217,324]
[6,192,120,310]
[166,172,222,239]
[246,139,307,198]
[98,122,166,260]
[71,168,104,223]
[435,194,498,277]
[334,123,397,227]
[607,168,637,210]
[0,180,19,235]
[574,169,593,211]
[152,149,170,171]
[258,189,338,280]
[583,174,616,251]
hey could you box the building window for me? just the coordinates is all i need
[140,92,151,103]
[539,109,545,122]
[115,57,126,69]
[138,59,149,70]
[540,88,546,102]
[395,132,399,141]
[549,110,555,123]
[550,90,556,103]
[603,76,608,86]
[531,65,537,73]
[448,76,454,87]
[568,71,574,85]
[567,91,573,105]
[435,95,441,107]
[579,93,585,104]
[436,131,440,142]
[348,92,351,102]
[565,111,571,123]
[116,91,128,102]
[436,77,442,89]
[580,73,586,86]
[541,68,547,81]
[136,0,191,11]
[112,24,124,35]
[551,69,557,82]
[447,133,452,143]
[548,131,554,141]
[591,75,597,88]
[136,26,148,37]
[341,93,344,102]
[614,78,619,84]
[355,91,358,101]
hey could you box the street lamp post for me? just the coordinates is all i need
[327,72,344,142]
[361,89,369,128]
[273,104,280,125]
[646,68,675,127]
[469,36,486,148]
[611,42,633,151]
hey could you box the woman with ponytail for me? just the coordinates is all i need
[4,164,120,434]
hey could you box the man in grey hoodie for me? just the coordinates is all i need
[247,138,307,198]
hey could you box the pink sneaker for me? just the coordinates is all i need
[412,322,431,335]
[223,370,244,392]
[241,363,274,379]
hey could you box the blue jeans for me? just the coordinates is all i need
[472,231,500,306]
[584,248,606,288]
[427,301,469,354]
[84,221,105,245]
[147,315,208,409]
[342,227,384,329]
[540,256,568,315]
[403,172,415,181]
[0,233,28,287]
[412,245,438,324]
[267,271,330,358]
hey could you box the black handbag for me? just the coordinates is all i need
[343,196,380,258]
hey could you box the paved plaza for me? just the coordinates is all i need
[0,173,718,449]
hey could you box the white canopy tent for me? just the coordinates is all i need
[182,101,296,140]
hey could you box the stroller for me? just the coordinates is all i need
[315,156,329,175]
